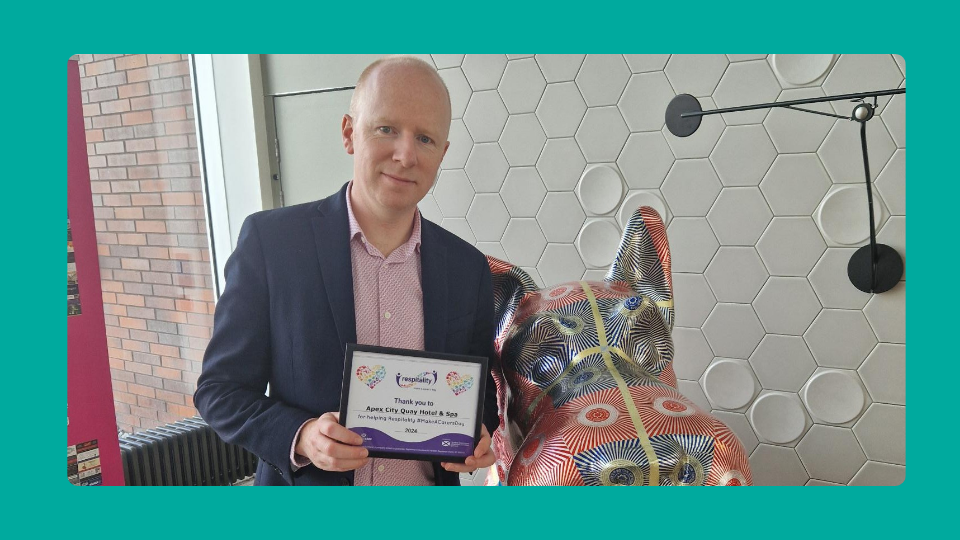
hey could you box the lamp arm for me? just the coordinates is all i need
[679,87,905,118]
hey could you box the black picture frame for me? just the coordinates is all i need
[339,343,487,463]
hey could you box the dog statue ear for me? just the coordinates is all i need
[606,206,675,331]
[487,256,538,348]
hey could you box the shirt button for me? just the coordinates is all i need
[377,465,385,472]
[384,311,391,319]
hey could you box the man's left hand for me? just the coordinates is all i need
[441,425,495,473]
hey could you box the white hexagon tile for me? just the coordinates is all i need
[710,125,778,187]
[421,54,905,485]
[536,138,586,192]
[498,58,546,114]
[536,82,587,138]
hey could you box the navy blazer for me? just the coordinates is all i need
[195,183,498,486]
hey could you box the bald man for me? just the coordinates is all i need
[195,57,499,486]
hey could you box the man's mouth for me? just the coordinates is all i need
[383,173,415,184]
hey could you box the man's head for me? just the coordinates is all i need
[342,56,452,219]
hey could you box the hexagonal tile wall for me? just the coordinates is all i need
[418,194,442,224]
[676,379,711,412]
[498,58,546,114]
[760,154,832,216]
[575,54,631,107]
[672,272,717,328]
[752,277,822,335]
[438,67,471,119]
[499,114,546,167]
[713,60,782,125]
[575,106,630,163]
[463,91,508,143]
[501,218,547,268]
[796,425,867,484]
[464,143,509,193]
[623,54,671,73]
[536,82,587,138]
[461,54,507,91]
[707,187,772,246]
[882,93,905,148]
[701,358,760,411]
[875,149,905,216]
[863,282,905,344]
[804,309,878,369]
[815,184,888,247]
[672,327,714,382]
[432,54,463,69]
[537,192,586,243]
[750,444,809,486]
[441,119,473,170]
[664,54,729,97]
[749,335,817,392]
[500,167,546,218]
[770,54,835,86]
[433,169,475,218]
[801,368,868,425]
[818,118,896,184]
[534,54,584,83]
[704,247,769,303]
[618,71,676,132]
[661,159,722,217]
[878,217,906,280]
[537,243,585,286]
[617,132,676,190]
[576,219,622,268]
[757,217,826,276]
[853,403,905,465]
[663,96,725,159]
[668,218,720,274]
[849,461,905,486]
[858,344,905,405]
[749,391,811,446]
[466,194,510,242]
[577,165,624,216]
[823,54,903,116]
[475,241,506,260]
[536,138,586,191]
[702,303,765,359]
[763,87,836,153]
[710,125,778,187]
[808,248,872,309]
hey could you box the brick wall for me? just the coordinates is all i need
[75,54,214,433]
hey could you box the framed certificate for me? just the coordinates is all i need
[339,344,487,463]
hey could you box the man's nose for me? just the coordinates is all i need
[394,134,418,168]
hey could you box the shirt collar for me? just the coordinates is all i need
[346,181,422,259]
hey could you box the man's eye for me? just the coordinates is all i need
[418,135,433,144]
[378,126,392,134]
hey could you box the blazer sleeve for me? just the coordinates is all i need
[469,259,500,435]
[193,215,314,485]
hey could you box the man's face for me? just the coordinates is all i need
[342,64,450,216]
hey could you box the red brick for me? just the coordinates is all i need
[107,154,137,167]
[156,309,189,323]
[111,368,136,383]
[116,233,147,245]
[100,99,131,114]
[148,54,181,65]
[138,246,169,259]
[156,134,188,149]
[130,193,162,206]
[101,280,124,293]
[174,299,208,314]
[101,194,130,207]
[159,61,190,78]
[115,391,137,405]
[150,343,180,357]
[85,129,104,143]
[118,82,150,98]
[116,294,145,307]
[110,180,140,193]
[168,404,198,418]
[161,356,191,371]
[126,66,159,83]
[169,247,201,260]
[125,361,152,376]
[91,182,112,194]
[113,269,142,282]
[130,94,164,110]
[121,339,152,353]
[120,258,150,270]
[82,103,100,117]
[88,155,107,169]
[92,114,122,129]
[97,71,127,88]
[108,357,125,371]
[116,55,147,71]
[85,59,116,76]
[165,121,195,135]
[138,179,170,192]
[114,207,144,219]
[153,107,186,123]
[125,138,155,152]
[88,87,119,102]
[134,220,166,233]
[128,166,159,179]
[99,168,128,180]
[108,347,133,361]
[183,287,214,302]
[118,317,147,330]
[156,389,186,405]
[103,303,126,316]
[137,152,168,165]
[95,141,124,154]
[122,110,153,125]
[153,366,182,380]
[178,324,212,339]
[162,91,193,107]
[146,297,177,311]
[136,395,165,410]
[159,192,193,206]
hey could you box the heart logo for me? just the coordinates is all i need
[356,365,386,389]
[445,371,474,396]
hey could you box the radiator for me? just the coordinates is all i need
[119,416,258,486]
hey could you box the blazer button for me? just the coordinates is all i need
[340,477,351,486]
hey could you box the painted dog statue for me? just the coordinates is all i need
[486,207,752,486]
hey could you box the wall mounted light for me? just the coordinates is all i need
[665,88,905,293]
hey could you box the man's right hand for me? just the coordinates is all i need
[294,412,369,472]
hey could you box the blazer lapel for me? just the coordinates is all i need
[421,222,447,353]
[312,184,356,348]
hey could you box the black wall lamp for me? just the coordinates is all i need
[665,88,905,294]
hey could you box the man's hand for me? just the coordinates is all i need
[441,425,495,474]
[295,412,369,472]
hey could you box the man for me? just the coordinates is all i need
[195,56,498,486]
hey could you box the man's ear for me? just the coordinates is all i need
[342,114,355,155]
[441,139,450,161]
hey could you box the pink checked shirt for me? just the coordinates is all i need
[292,182,434,485]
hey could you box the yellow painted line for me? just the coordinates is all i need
[581,281,659,485]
